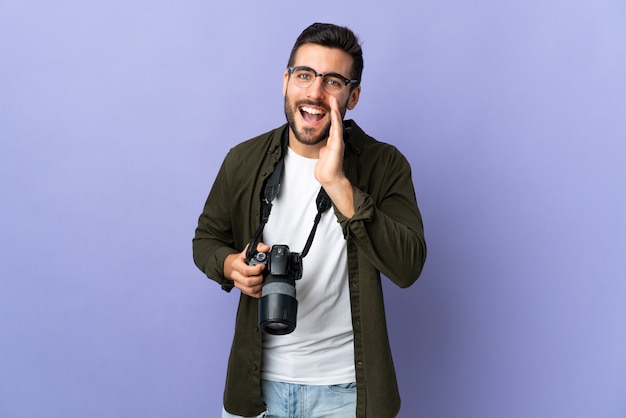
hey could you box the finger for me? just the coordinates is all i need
[243,262,266,277]
[234,271,264,298]
[329,94,339,114]
[232,269,264,287]
[236,282,263,299]
[325,98,343,153]
[256,242,271,253]
[329,96,342,136]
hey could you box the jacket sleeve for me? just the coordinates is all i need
[192,153,238,292]
[337,146,426,288]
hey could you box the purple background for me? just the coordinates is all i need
[1,1,625,417]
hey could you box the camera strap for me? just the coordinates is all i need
[299,187,331,259]
[246,128,332,262]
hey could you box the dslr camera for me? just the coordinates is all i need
[249,245,302,335]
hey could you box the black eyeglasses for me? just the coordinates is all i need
[288,66,359,94]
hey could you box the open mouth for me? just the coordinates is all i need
[299,105,327,124]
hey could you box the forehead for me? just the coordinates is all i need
[292,43,354,75]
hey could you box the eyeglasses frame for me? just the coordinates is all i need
[287,66,360,91]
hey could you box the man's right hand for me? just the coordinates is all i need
[223,243,270,298]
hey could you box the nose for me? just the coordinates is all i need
[306,75,326,99]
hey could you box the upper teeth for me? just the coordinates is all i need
[301,106,324,115]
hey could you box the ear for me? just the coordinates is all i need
[346,85,361,110]
[282,69,290,96]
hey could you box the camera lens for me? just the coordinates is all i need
[265,323,290,332]
[257,245,299,335]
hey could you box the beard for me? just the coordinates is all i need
[284,95,331,146]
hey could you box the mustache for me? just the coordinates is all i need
[295,100,330,112]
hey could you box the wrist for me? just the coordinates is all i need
[223,253,238,280]
[323,176,355,218]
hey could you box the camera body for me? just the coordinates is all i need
[249,245,302,335]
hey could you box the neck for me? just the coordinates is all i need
[288,131,325,159]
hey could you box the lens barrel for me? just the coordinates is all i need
[259,291,298,334]
[252,245,300,335]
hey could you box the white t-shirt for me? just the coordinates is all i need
[261,146,355,385]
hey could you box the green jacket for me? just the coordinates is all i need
[193,120,426,417]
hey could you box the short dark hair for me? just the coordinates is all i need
[287,23,364,87]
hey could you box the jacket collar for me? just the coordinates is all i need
[343,119,366,156]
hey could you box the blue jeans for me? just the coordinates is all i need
[222,379,357,418]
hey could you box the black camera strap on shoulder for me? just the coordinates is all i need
[246,128,332,262]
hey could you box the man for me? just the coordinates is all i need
[193,23,426,418]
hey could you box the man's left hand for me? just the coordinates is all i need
[314,95,355,218]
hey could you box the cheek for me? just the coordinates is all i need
[284,91,297,111]
[343,96,351,110]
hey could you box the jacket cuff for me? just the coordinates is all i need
[335,187,374,236]
[213,247,237,292]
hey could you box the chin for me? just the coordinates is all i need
[294,125,329,146]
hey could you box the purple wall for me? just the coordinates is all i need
[1,1,624,417]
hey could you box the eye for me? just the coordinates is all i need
[324,76,343,88]
[295,70,314,81]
